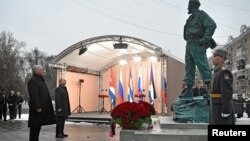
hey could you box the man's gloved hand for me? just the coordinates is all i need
[221,113,230,118]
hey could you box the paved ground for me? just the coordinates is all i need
[0,120,120,141]
[1,103,249,141]
[0,103,120,141]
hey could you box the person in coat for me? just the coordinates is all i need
[7,90,16,121]
[210,49,235,125]
[55,78,71,138]
[16,91,24,119]
[245,98,250,118]
[27,65,55,141]
[193,80,208,97]
[0,89,7,121]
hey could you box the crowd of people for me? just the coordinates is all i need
[0,88,24,122]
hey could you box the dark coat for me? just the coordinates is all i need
[234,97,244,115]
[55,85,71,117]
[245,100,250,115]
[193,87,207,97]
[210,66,235,125]
[27,74,55,128]
[7,95,16,109]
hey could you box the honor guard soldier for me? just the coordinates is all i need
[210,49,235,125]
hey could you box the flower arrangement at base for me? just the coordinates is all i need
[111,101,155,129]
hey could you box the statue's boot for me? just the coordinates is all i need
[181,85,193,98]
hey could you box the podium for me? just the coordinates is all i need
[98,94,109,114]
[135,94,146,101]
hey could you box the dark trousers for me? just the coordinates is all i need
[9,106,15,119]
[0,108,3,120]
[29,126,41,141]
[1,107,7,121]
[56,116,66,135]
[17,106,22,118]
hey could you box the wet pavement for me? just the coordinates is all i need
[0,103,120,141]
[0,120,120,141]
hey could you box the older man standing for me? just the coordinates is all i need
[55,78,71,138]
[27,65,55,141]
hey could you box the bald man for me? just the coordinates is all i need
[55,78,71,138]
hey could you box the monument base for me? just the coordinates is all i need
[120,116,207,141]
[171,96,209,123]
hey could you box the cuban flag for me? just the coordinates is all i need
[109,68,116,106]
[128,68,134,102]
[137,65,143,100]
[118,69,124,104]
[148,64,157,105]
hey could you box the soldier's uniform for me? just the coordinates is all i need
[245,99,250,118]
[184,0,217,89]
[210,48,235,125]
[235,96,244,118]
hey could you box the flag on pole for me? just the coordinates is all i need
[161,77,167,107]
[118,69,124,104]
[148,64,157,105]
[137,65,143,100]
[109,68,116,106]
[128,68,134,102]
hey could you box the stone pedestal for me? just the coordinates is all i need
[120,117,208,141]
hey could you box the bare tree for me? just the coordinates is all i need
[0,31,26,93]
[24,47,56,99]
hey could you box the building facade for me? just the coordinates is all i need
[220,25,250,98]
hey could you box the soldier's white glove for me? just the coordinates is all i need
[221,113,230,118]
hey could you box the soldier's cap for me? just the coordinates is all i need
[213,49,229,60]
[189,0,200,4]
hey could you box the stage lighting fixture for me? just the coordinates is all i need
[114,42,128,49]
[79,46,87,55]
[113,37,128,49]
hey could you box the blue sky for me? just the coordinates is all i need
[1,0,250,60]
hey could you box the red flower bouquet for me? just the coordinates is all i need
[111,101,155,129]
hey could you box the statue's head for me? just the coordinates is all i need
[188,0,200,14]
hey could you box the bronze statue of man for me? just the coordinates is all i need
[183,0,217,97]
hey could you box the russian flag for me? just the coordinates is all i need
[137,65,143,100]
[118,69,124,104]
[148,64,157,105]
[109,68,116,106]
[162,77,167,107]
[128,68,134,102]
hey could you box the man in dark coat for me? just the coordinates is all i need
[210,49,235,125]
[7,90,16,121]
[55,78,71,138]
[28,65,55,141]
[245,98,250,118]
[0,89,7,121]
[193,80,207,97]
[235,95,244,118]
[16,91,24,119]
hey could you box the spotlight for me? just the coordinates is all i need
[114,43,128,49]
[113,37,128,49]
[79,46,87,55]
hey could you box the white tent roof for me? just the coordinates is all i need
[53,35,182,74]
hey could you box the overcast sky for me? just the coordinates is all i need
[1,0,250,60]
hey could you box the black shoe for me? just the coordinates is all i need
[56,134,64,138]
[63,134,68,137]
